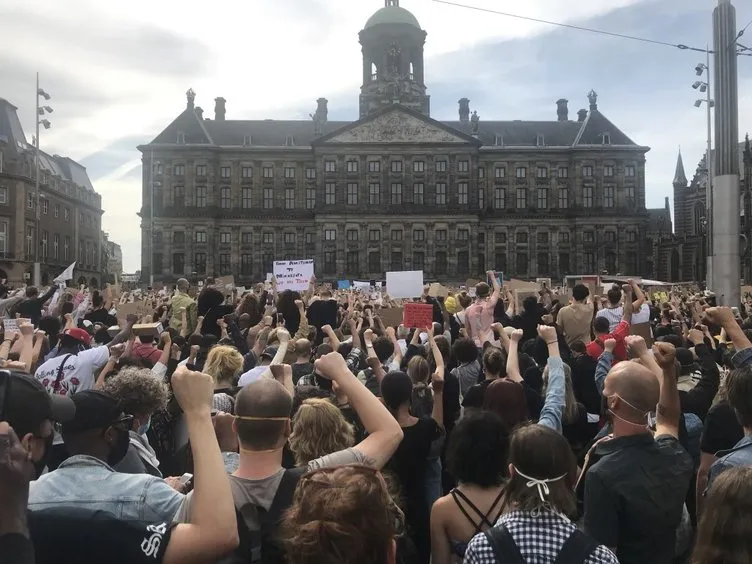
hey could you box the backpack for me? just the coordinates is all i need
[218,467,306,564]
[484,523,598,564]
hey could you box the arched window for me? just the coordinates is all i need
[409,62,415,79]
[371,62,378,81]
[693,202,704,235]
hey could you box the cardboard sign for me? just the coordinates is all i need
[428,283,449,298]
[403,303,434,329]
[488,272,504,287]
[378,307,404,328]
[507,278,540,292]
[536,278,552,289]
[353,281,371,293]
[742,286,752,302]
[117,302,152,324]
[386,270,424,299]
[3,318,18,333]
[132,323,164,338]
[273,259,314,292]
[217,275,235,291]
[514,289,539,313]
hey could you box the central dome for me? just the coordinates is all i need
[364,4,421,30]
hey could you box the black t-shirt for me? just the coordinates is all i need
[29,509,174,563]
[701,401,744,454]
[462,379,494,409]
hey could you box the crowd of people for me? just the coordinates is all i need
[0,272,751,564]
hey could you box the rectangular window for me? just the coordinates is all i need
[457,228,469,241]
[369,229,381,242]
[306,187,316,209]
[195,252,207,274]
[584,252,595,273]
[413,251,425,272]
[368,251,381,273]
[413,183,424,205]
[584,231,594,243]
[173,185,185,207]
[368,161,381,173]
[195,165,207,177]
[558,187,569,209]
[436,160,447,173]
[458,182,468,205]
[516,252,528,275]
[220,166,231,179]
[495,166,506,179]
[558,167,568,179]
[369,183,381,205]
[324,160,336,173]
[559,232,570,243]
[516,167,527,179]
[172,253,184,274]
[347,251,359,274]
[52,234,59,259]
[263,166,274,179]
[325,183,336,205]
[346,160,358,173]
[219,254,231,275]
[436,183,447,205]
[40,231,48,258]
[457,251,469,274]
[280,167,293,179]
[64,207,69,221]
[517,232,528,244]
[305,167,316,179]
[195,231,207,243]
[53,203,59,218]
[242,188,252,208]
[263,187,274,209]
[391,230,403,242]
[458,160,469,173]
[242,232,253,245]
[538,253,549,275]
[220,232,231,244]
[536,166,548,179]
[346,229,359,242]
[413,229,425,242]
[436,229,447,242]
[494,187,505,209]
[625,165,636,177]
[604,165,614,177]
[391,161,403,173]
[626,231,636,242]
[347,183,358,206]
[494,251,507,272]
[516,188,527,209]
[195,186,207,207]
[390,251,403,272]
[583,165,593,177]
[605,231,616,242]
[284,232,296,245]
[583,186,593,208]
[390,183,402,205]
[173,232,185,244]
[537,232,549,244]
[322,252,335,274]
[324,229,336,241]
[604,185,615,208]
[64,237,70,261]
[241,166,253,179]
[42,199,48,215]
[241,254,253,276]
[537,188,548,209]
[220,186,231,208]
[27,192,34,209]
[626,185,635,201]
[435,251,447,275]
[478,188,484,209]
[495,232,507,244]
[174,164,185,176]
[263,233,274,245]
[413,161,425,173]
[478,167,485,179]
[285,187,295,209]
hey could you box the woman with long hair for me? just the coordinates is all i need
[693,466,752,564]
[430,411,509,564]
[289,398,355,466]
[202,345,243,413]
[407,355,433,418]
[464,425,617,563]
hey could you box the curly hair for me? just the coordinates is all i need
[289,398,355,466]
[103,366,169,417]
[203,345,243,386]
[281,465,397,564]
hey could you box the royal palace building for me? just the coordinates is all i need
[140,0,665,284]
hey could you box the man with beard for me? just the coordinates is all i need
[28,389,185,522]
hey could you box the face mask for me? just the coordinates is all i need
[600,395,613,426]
[107,427,131,466]
[137,417,151,436]
[33,433,55,478]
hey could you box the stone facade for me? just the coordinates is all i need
[139,1,659,284]
[0,98,104,285]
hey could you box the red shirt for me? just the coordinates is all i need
[586,320,630,362]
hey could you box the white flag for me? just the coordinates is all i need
[53,262,77,283]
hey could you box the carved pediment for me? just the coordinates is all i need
[324,110,470,144]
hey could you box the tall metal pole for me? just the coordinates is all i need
[706,47,714,290]
[149,150,154,287]
[33,72,41,288]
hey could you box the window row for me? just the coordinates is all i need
[491,185,635,209]
[24,192,71,221]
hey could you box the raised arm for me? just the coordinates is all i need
[537,324,565,433]
[506,329,524,383]
[652,342,681,439]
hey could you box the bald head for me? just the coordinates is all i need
[604,361,660,415]
[295,338,312,359]
[235,379,292,450]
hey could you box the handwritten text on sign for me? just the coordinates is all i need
[273,259,314,292]
[403,303,434,329]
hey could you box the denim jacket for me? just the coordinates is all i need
[538,356,566,433]
[28,455,184,522]
[707,435,752,490]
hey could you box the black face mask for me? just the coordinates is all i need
[107,427,131,467]
[34,433,55,478]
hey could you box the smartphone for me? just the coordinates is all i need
[179,473,194,488]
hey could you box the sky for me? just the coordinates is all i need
[1,0,750,272]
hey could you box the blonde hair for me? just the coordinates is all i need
[289,398,355,466]
[203,345,243,386]
[542,362,580,425]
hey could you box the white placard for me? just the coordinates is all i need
[3,318,18,333]
[353,280,371,293]
[273,259,314,292]
[386,270,424,299]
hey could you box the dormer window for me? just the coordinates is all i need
[243,135,252,146]
[536,134,545,147]
[285,135,295,146]
[602,132,611,145]
[494,135,503,146]
[176,131,185,144]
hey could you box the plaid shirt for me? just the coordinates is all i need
[464,510,618,564]
[296,347,364,388]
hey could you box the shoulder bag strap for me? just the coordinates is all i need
[554,529,599,564]
[484,524,526,564]
[52,354,74,393]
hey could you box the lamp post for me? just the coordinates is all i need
[149,151,160,288]
[34,73,52,288]
[693,49,714,290]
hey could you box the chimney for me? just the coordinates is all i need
[458,98,470,123]
[214,97,226,121]
[195,107,203,120]
[316,98,329,123]
[556,99,568,121]
[577,109,587,122]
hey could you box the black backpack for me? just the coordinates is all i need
[484,524,598,564]
[219,467,306,564]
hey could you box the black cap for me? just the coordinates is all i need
[3,373,76,437]
[260,346,278,361]
[61,390,123,435]
[675,347,695,367]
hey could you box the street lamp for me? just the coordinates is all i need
[149,151,161,287]
[34,73,52,288]
[694,51,714,290]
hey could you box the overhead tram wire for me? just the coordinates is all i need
[431,0,752,57]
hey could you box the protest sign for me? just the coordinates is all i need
[403,303,434,329]
[488,272,504,287]
[536,278,552,289]
[273,259,314,292]
[217,275,235,291]
[514,289,539,313]
[386,270,423,299]
[428,283,449,298]
[378,307,404,328]
[337,280,351,290]
[353,281,371,293]
[3,318,18,333]
[742,286,752,302]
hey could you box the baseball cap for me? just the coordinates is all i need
[61,390,124,436]
[63,328,92,348]
[2,373,76,437]
[260,346,278,361]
